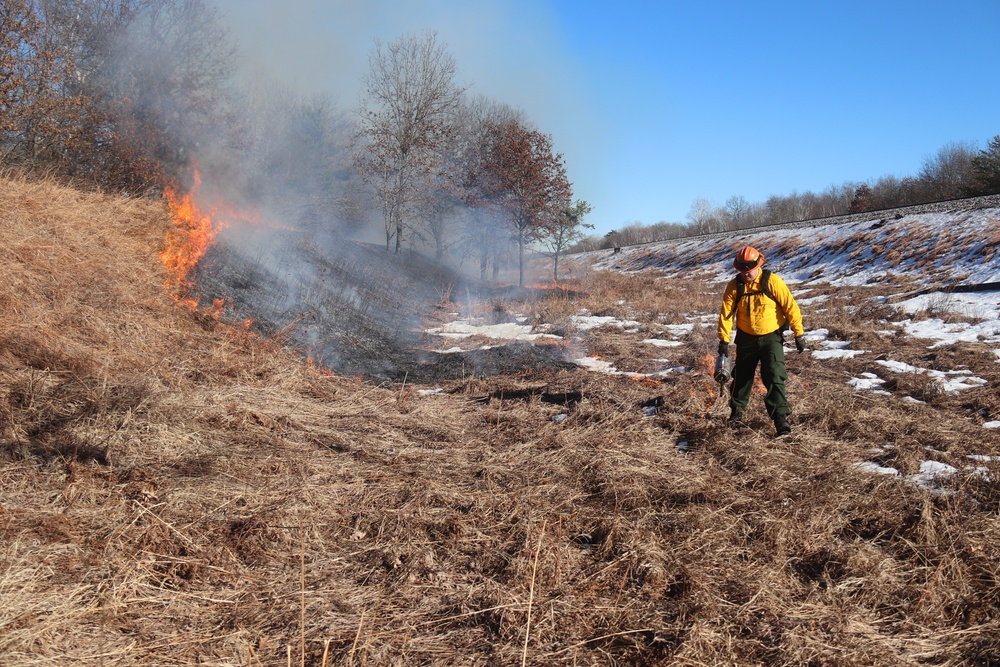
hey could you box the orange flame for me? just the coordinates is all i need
[698,354,719,416]
[699,353,715,375]
[306,357,335,378]
[629,375,661,388]
[160,170,225,300]
[160,170,267,319]
[206,298,227,318]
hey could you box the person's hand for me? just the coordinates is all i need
[795,335,807,353]
[718,341,729,357]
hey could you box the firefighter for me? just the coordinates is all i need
[717,246,806,435]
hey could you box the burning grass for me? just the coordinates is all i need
[1,174,999,665]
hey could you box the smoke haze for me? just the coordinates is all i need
[208,0,609,206]
[140,0,603,379]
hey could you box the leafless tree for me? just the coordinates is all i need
[408,169,462,261]
[723,195,751,230]
[356,31,466,254]
[687,197,722,234]
[918,141,977,201]
[219,77,365,232]
[819,184,854,217]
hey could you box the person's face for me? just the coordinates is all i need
[739,266,760,282]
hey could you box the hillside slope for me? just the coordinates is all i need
[1,174,999,666]
[574,205,1000,289]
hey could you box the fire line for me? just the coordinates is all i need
[160,170,226,305]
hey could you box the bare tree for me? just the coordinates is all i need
[724,195,751,230]
[356,31,466,254]
[819,184,854,217]
[918,141,977,201]
[687,197,722,234]
[218,77,365,232]
[410,169,461,261]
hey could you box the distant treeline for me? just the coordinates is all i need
[573,137,1000,253]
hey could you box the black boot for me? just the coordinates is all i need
[773,413,791,436]
[727,410,745,429]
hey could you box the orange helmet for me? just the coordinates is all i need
[733,246,764,272]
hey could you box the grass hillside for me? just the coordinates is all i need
[1,173,999,666]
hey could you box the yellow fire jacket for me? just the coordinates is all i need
[717,270,804,342]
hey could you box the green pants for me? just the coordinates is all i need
[729,329,789,419]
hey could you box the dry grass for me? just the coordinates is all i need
[1,173,999,665]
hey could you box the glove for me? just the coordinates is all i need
[795,335,807,353]
[717,341,729,357]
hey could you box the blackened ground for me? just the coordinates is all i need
[407,342,581,384]
[193,234,580,382]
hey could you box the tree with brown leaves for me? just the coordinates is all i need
[0,0,41,145]
[446,96,523,279]
[2,0,234,193]
[479,119,572,287]
[0,0,85,166]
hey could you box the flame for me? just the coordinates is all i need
[160,170,225,300]
[160,170,266,319]
[207,298,227,318]
[699,354,715,374]
[629,375,661,388]
[698,354,719,416]
[305,349,337,378]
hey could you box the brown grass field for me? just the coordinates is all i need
[1,173,999,666]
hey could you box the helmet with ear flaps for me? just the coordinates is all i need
[733,246,764,272]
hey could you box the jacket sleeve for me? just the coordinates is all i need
[717,280,737,343]
[771,274,804,337]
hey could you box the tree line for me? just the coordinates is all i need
[577,137,1000,252]
[1,2,588,286]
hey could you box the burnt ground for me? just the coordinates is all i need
[194,235,586,382]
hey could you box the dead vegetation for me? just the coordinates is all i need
[1,173,999,665]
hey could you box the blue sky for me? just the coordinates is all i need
[211,0,1000,237]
